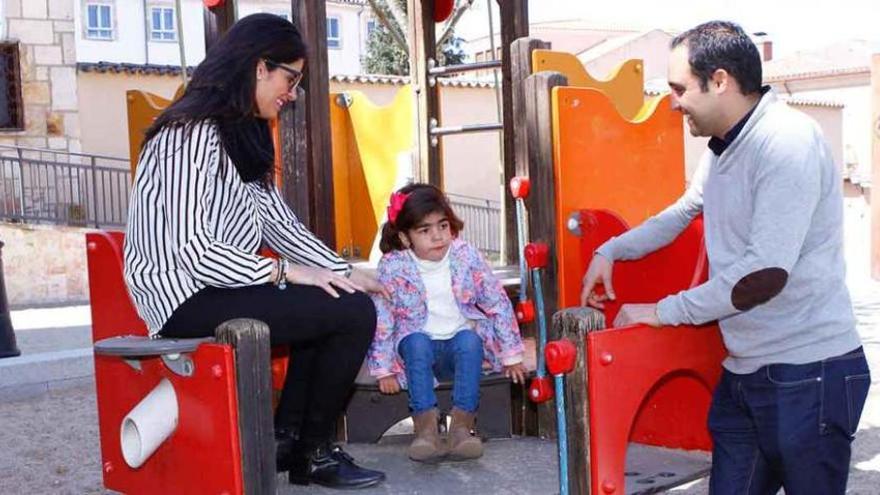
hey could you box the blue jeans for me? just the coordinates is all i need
[708,347,871,495]
[397,330,484,414]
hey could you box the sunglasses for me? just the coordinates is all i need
[264,59,304,92]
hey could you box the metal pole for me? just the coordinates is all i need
[90,156,99,228]
[0,241,21,359]
[175,0,188,88]
[487,0,506,265]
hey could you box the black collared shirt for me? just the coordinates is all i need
[708,85,771,156]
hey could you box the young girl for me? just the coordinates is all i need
[368,183,526,463]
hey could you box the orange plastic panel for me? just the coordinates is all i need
[552,89,685,309]
[126,90,172,178]
[532,51,645,120]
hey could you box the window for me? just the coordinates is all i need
[149,6,176,42]
[327,17,341,49]
[366,19,377,37]
[85,3,113,40]
[0,42,24,130]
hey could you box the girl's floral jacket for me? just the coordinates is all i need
[368,239,524,388]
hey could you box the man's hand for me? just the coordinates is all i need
[377,375,401,394]
[613,303,661,328]
[349,267,390,299]
[503,363,527,385]
[580,253,616,308]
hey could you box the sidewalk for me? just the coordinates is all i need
[0,306,93,401]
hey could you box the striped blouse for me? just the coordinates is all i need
[123,120,349,335]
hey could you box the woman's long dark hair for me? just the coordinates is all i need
[379,184,464,253]
[142,13,307,186]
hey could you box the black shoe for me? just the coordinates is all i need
[288,443,386,490]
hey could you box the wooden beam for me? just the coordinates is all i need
[872,53,880,279]
[497,0,529,264]
[287,0,336,246]
[407,0,442,186]
[203,1,236,52]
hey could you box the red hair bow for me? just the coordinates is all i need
[387,191,411,226]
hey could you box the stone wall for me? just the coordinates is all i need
[0,221,89,308]
[2,0,80,152]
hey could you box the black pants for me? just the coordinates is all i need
[160,283,377,444]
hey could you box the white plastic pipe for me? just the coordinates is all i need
[120,378,179,468]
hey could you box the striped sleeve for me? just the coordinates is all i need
[253,183,350,273]
[156,122,275,286]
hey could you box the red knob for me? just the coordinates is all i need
[203,0,225,8]
[509,176,531,199]
[528,376,554,403]
[524,242,549,269]
[515,300,535,324]
[545,339,577,375]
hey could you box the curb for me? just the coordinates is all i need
[0,347,94,401]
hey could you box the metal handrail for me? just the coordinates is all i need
[428,59,502,76]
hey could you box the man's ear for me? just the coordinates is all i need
[711,68,730,94]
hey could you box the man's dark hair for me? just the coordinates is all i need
[670,20,762,95]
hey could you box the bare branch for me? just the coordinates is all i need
[365,0,409,54]
[438,0,475,47]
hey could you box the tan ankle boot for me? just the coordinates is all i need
[448,408,483,460]
[408,409,445,462]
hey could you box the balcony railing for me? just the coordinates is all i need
[0,145,131,229]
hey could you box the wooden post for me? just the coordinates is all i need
[552,307,607,495]
[203,1,236,52]
[407,0,442,186]
[524,70,568,438]
[871,52,880,279]
[497,0,529,264]
[287,0,336,245]
[215,318,276,495]
[279,88,312,219]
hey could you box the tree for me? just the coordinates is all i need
[363,0,471,76]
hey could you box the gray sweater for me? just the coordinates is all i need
[597,91,861,374]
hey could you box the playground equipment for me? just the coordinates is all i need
[525,241,553,404]
[87,232,276,495]
[545,338,577,495]
[509,177,535,324]
[514,39,726,494]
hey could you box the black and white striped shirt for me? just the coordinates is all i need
[124,120,349,335]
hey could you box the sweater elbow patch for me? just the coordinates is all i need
[730,267,788,310]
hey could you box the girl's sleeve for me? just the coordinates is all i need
[469,244,524,362]
[368,260,398,378]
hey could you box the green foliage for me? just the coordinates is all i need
[363,1,468,75]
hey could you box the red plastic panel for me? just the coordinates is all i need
[86,232,148,341]
[95,344,243,495]
[569,211,724,494]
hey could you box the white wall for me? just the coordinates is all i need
[74,0,205,65]
[74,0,373,75]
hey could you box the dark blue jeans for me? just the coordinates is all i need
[708,347,871,495]
[397,330,483,414]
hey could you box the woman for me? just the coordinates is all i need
[123,14,385,490]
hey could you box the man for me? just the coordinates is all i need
[581,21,870,494]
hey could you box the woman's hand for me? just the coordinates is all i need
[503,362,527,385]
[377,375,401,394]
[349,267,390,299]
[286,264,363,298]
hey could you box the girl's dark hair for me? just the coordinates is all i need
[379,183,464,253]
[142,13,307,186]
